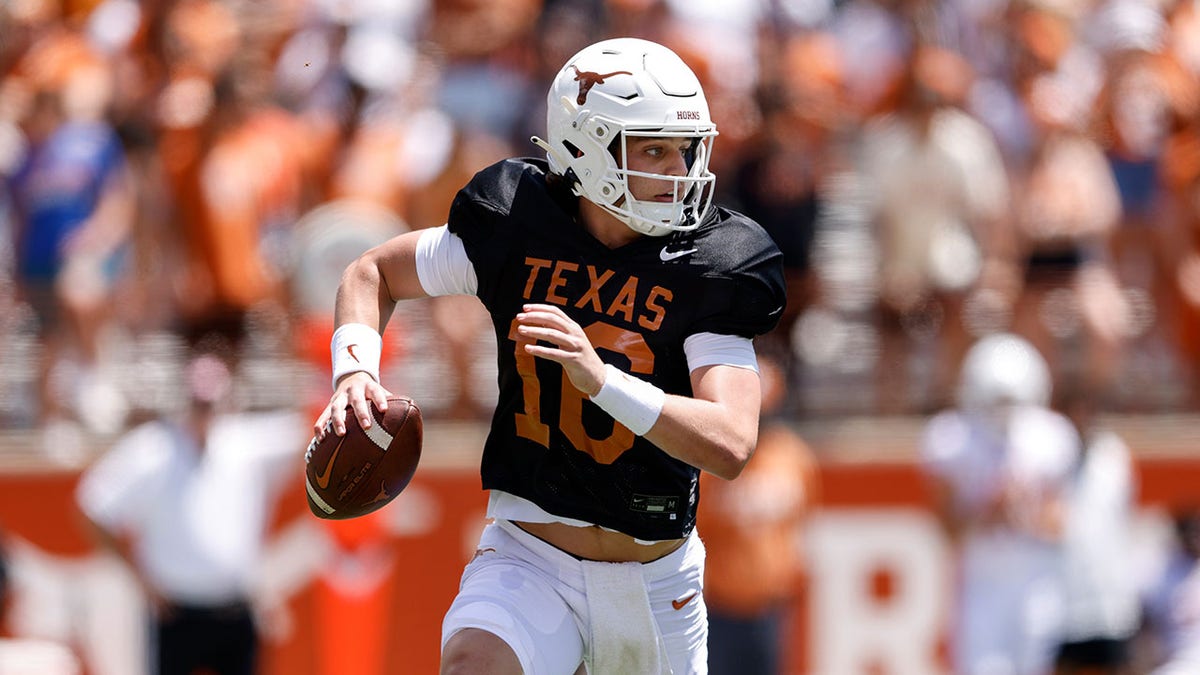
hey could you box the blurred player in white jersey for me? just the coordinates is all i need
[921,333,1080,675]
[1053,382,1140,675]
[1139,508,1200,675]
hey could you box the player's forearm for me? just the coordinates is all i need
[644,394,759,480]
[643,364,762,479]
[333,256,395,332]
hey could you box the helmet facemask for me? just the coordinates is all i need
[596,127,716,236]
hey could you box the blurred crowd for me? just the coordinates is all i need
[2,0,1200,438]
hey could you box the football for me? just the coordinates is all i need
[304,396,423,520]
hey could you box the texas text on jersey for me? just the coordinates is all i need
[449,157,786,541]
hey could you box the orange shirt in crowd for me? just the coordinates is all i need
[698,422,819,617]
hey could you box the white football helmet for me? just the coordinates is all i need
[531,38,718,237]
[957,333,1052,411]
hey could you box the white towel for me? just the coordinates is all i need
[581,559,669,674]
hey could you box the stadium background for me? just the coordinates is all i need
[1,0,1199,674]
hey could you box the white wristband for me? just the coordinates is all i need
[331,323,382,389]
[589,364,665,436]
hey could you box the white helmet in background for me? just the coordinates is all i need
[957,333,1051,411]
[532,37,718,237]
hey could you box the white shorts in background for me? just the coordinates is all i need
[441,520,708,675]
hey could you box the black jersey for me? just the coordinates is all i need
[447,158,785,541]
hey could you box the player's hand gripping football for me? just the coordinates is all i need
[516,303,607,396]
[314,371,394,439]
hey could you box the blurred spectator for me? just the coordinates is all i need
[1137,508,1200,675]
[698,351,819,675]
[6,36,135,435]
[921,333,1080,675]
[1010,28,1129,397]
[860,44,1012,412]
[1158,1,1200,407]
[519,0,608,148]
[730,30,845,383]
[161,61,310,349]
[429,0,541,143]
[1161,136,1200,408]
[827,0,911,123]
[74,348,304,675]
[152,0,318,351]
[1053,382,1141,675]
[1099,53,1173,328]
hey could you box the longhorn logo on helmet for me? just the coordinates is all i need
[569,65,633,105]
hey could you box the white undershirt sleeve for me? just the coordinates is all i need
[414,225,478,296]
[682,332,759,373]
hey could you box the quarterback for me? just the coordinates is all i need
[314,38,786,674]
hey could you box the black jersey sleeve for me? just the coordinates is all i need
[689,212,787,338]
[444,159,532,302]
[446,194,507,302]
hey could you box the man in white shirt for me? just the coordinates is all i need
[75,351,302,675]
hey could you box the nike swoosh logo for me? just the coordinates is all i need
[672,592,699,611]
[659,247,697,262]
[346,344,360,363]
[315,434,347,489]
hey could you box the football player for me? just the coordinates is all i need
[921,333,1080,675]
[314,38,786,674]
